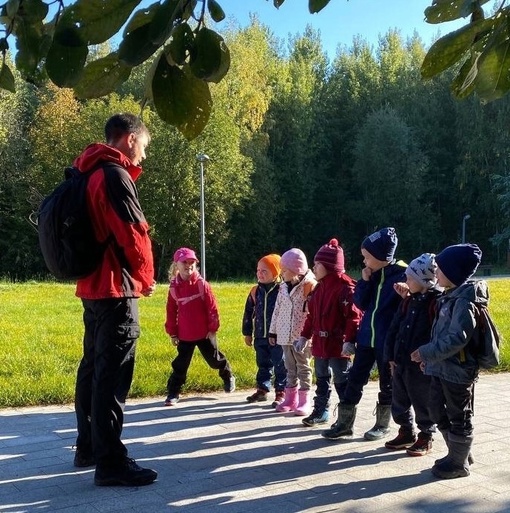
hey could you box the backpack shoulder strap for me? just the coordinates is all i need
[250,285,257,304]
[170,277,206,304]
[302,281,314,298]
[197,277,205,300]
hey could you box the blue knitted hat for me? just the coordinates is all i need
[435,243,482,286]
[361,227,398,262]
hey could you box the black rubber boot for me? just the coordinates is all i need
[322,404,357,440]
[435,429,474,466]
[432,433,472,479]
[364,403,391,441]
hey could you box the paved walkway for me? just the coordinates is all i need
[1,374,510,513]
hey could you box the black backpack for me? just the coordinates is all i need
[37,164,108,280]
[471,304,501,370]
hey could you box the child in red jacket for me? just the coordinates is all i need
[295,239,362,427]
[164,247,235,406]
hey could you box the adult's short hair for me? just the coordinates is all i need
[105,113,150,144]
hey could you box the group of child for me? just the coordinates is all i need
[162,228,485,481]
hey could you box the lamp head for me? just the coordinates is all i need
[197,153,210,163]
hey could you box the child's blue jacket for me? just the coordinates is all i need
[354,260,407,349]
[242,281,280,339]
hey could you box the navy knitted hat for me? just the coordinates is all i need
[435,243,482,286]
[361,227,398,262]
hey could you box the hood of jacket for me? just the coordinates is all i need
[73,142,142,181]
[448,279,488,307]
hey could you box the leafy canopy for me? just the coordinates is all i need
[0,0,509,139]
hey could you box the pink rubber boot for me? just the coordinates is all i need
[276,387,298,412]
[294,390,312,416]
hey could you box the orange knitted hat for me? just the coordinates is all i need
[259,254,281,280]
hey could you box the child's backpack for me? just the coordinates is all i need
[471,304,501,369]
[170,277,205,305]
[37,164,109,280]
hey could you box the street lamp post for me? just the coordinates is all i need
[196,153,210,279]
[461,214,471,244]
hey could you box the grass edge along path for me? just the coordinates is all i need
[0,278,508,408]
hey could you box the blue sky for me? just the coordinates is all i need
[214,0,467,58]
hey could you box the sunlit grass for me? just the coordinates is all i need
[0,278,508,407]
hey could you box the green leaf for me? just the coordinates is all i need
[148,0,196,46]
[308,0,330,14]
[6,0,20,19]
[168,23,194,65]
[73,52,132,98]
[143,50,161,101]
[57,0,141,46]
[119,22,159,66]
[421,17,493,79]
[207,0,225,22]
[122,1,159,36]
[425,0,491,24]
[45,34,88,87]
[18,0,48,23]
[13,19,45,76]
[152,56,212,140]
[475,37,510,102]
[0,62,15,93]
[451,53,480,98]
[189,27,230,83]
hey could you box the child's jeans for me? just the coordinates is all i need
[314,357,352,412]
[342,344,392,406]
[254,337,286,392]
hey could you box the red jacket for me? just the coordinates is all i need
[301,272,362,358]
[74,143,154,299]
[165,271,220,341]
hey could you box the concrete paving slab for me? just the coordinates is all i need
[0,373,509,512]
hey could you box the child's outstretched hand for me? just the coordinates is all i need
[293,337,309,353]
[410,348,422,362]
[394,282,410,299]
[268,336,276,346]
[361,267,373,281]
[341,342,356,357]
[244,336,253,347]
[171,336,179,346]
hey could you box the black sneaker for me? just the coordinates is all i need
[224,376,236,393]
[74,448,95,468]
[94,458,158,486]
[164,394,179,406]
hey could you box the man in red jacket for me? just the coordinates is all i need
[72,113,157,487]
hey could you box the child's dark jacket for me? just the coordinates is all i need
[354,261,406,349]
[384,288,442,365]
[242,281,280,339]
[419,280,488,385]
[301,272,362,358]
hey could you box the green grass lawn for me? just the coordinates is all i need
[0,279,508,407]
